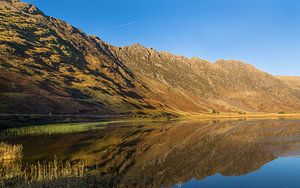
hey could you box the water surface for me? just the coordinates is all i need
[1,119,300,187]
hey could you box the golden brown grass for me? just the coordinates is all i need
[23,158,86,182]
[0,142,90,187]
[1,157,88,187]
[181,112,300,121]
[0,142,22,161]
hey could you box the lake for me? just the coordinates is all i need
[1,119,300,187]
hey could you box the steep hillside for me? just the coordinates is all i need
[111,45,300,113]
[1,0,300,116]
[277,76,300,91]
[0,0,156,114]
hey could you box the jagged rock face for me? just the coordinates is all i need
[1,0,300,115]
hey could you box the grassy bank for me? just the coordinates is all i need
[182,112,300,121]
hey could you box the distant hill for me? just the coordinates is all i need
[1,0,300,116]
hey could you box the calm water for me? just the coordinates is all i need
[1,119,300,187]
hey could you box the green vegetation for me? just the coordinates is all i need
[2,122,108,136]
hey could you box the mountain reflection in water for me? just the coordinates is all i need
[1,119,300,187]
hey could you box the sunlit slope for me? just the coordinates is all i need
[1,0,300,115]
[111,45,300,113]
[0,0,156,114]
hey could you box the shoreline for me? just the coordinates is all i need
[181,112,300,120]
[2,112,300,129]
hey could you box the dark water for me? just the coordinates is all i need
[1,119,300,187]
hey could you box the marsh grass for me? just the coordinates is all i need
[1,157,90,187]
[23,158,87,181]
[0,142,92,187]
[0,142,22,161]
[0,142,23,187]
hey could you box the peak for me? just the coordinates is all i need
[215,59,251,67]
[132,43,142,46]
[2,0,20,2]
[120,43,147,50]
[131,43,145,48]
[126,43,154,51]
[2,0,44,15]
[189,57,207,62]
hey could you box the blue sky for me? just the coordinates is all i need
[24,0,300,76]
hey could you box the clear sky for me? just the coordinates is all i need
[24,0,300,76]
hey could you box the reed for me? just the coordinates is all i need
[0,142,22,161]
[23,157,87,182]
[0,142,100,187]
[1,156,90,187]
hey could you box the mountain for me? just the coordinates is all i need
[1,0,300,117]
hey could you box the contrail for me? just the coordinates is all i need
[114,19,149,29]
[91,19,150,36]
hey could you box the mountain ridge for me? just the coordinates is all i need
[1,0,300,117]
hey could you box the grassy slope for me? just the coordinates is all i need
[0,0,159,115]
[111,45,300,113]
